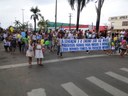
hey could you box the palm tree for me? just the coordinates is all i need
[95,0,105,38]
[68,0,91,31]
[38,16,49,31]
[14,20,21,30]
[20,22,29,31]
[38,16,45,29]
[30,6,42,32]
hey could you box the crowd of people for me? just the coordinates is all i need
[0,28,128,67]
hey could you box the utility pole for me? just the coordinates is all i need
[92,22,93,30]
[69,13,72,31]
[22,9,25,30]
[55,0,57,31]
[22,9,25,24]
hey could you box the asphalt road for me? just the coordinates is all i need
[0,55,128,96]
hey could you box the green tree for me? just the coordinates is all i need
[68,0,91,31]
[38,16,49,31]
[95,0,105,37]
[30,6,42,32]
[20,22,29,31]
[14,20,28,31]
[14,20,21,30]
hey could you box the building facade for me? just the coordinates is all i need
[109,15,128,30]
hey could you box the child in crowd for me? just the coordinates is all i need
[26,40,34,67]
[34,40,44,66]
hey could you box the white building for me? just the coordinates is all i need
[109,15,128,30]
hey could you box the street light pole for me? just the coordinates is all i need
[69,13,72,31]
[22,9,25,25]
[55,0,57,31]
[26,21,29,31]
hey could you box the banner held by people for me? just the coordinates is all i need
[60,39,111,52]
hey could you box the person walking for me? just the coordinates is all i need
[3,37,9,52]
[57,34,62,57]
[120,37,127,57]
[11,37,17,54]
[34,40,44,66]
[26,41,34,67]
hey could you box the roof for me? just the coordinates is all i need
[62,25,89,29]
[47,22,75,27]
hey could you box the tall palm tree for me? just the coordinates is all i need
[68,0,91,31]
[95,0,105,38]
[30,6,42,32]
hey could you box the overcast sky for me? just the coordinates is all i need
[0,0,128,28]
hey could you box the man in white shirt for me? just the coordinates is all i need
[68,31,74,39]
[120,29,125,40]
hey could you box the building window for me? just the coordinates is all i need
[120,16,127,19]
[111,17,118,20]
[122,21,128,26]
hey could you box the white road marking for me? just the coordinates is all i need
[106,71,128,84]
[61,82,89,96]
[86,76,128,96]
[120,68,128,72]
[27,88,46,96]
[0,54,107,69]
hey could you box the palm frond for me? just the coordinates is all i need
[81,0,92,11]
[45,20,49,23]
[38,13,43,18]
[30,7,34,12]
[30,14,35,19]
[68,0,76,10]
[41,16,45,21]
[35,6,40,12]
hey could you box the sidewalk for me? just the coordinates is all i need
[0,41,106,66]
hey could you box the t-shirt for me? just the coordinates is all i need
[32,35,37,40]
[57,38,61,46]
[3,33,7,39]
[37,35,42,40]
[114,37,117,41]
[122,40,126,45]
[121,40,127,49]
[3,39,8,46]
[68,33,74,39]
[120,31,125,38]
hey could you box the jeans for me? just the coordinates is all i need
[57,45,62,56]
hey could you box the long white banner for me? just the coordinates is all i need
[60,39,111,52]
